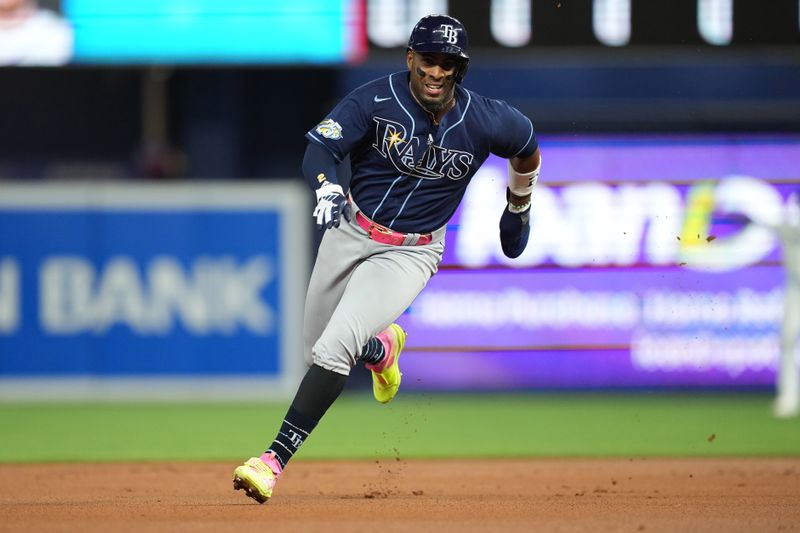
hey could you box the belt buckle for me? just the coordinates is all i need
[369,223,405,245]
[369,223,392,237]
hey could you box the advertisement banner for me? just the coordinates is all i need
[397,134,800,390]
[0,182,308,400]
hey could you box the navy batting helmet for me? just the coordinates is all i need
[407,14,469,83]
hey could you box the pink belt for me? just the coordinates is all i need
[355,210,432,246]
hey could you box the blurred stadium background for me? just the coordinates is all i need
[1,0,800,461]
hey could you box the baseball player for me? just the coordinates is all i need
[736,192,800,418]
[732,192,800,418]
[764,193,800,418]
[233,14,541,503]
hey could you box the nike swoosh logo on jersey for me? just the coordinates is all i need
[374,96,392,102]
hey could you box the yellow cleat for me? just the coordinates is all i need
[365,323,406,404]
[233,456,279,504]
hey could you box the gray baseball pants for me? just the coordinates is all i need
[303,201,445,375]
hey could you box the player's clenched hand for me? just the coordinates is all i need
[499,187,531,259]
[313,183,352,230]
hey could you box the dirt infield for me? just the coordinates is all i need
[1,458,798,532]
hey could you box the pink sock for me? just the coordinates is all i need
[259,452,283,476]
[367,330,394,372]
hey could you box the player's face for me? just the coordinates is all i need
[406,51,458,113]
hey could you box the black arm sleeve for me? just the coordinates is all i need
[301,141,340,191]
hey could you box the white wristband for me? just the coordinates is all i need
[508,159,540,197]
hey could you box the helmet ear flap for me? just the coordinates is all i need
[455,58,469,84]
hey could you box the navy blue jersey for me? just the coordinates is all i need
[306,71,537,234]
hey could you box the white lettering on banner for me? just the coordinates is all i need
[641,289,782,328]
[411,288,782,332]
[414,289,640,329]
[631,332,778,377]
[456,171,781,271]
[457,164,506,267]
[0,257,20,334]
[677,176,781,271]
[39,255,274,335]
[147,257,210,334]
[40,257,94,334]
[92,257,149,334]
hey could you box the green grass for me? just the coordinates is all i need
[1,392,798,463]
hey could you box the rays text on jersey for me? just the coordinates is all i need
[371,116,474,180]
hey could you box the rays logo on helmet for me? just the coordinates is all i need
[435,24,461,44]
[315,118,343,140]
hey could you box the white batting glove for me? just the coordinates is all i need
[313,183,351,230]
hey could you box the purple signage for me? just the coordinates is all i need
[396,134,800,390]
